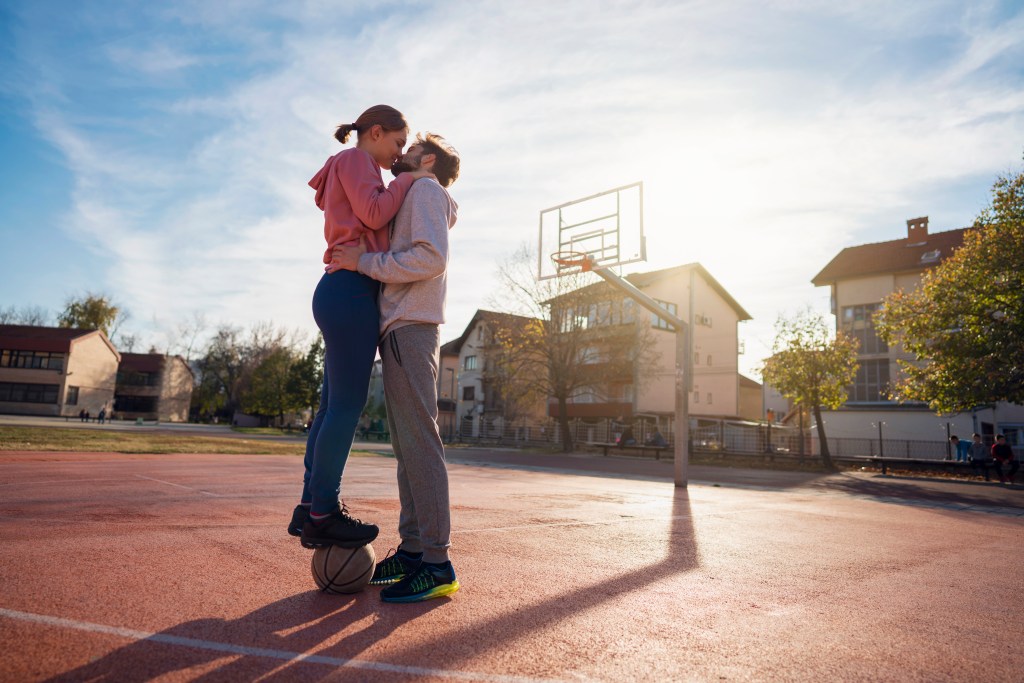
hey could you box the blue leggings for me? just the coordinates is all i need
[300,270,380,515]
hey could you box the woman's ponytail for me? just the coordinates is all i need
[334,105,407,145]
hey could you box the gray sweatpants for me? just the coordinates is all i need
[380,324,451,564]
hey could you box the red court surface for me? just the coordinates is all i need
[1,447,1022,682]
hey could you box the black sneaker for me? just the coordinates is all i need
[287,504,310,537]
[370,548,422,585]
[300,504,379,549]
[380,561,459,603]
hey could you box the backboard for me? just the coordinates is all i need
[537,181,645,280]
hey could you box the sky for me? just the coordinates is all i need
[1,0,1021,378]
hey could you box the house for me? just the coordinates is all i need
[450,310,548,438]
[437,339,460,440]
[0,325,119,417]
[551,263,752,428]
[114,353,194,422]
[812,216,1024,446]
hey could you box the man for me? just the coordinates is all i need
[948,435,970,462]
[967,433,990,481]
[991,434,1019,485]
[331,132,460,602]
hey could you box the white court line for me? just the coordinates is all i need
[134,475,220,497]
[0,607,565,683]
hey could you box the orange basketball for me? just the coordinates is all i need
[310,543,375,594]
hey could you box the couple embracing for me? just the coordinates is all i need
[288,105,460,603]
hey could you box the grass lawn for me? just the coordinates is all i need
[0,426,306,455]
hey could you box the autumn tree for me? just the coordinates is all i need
[760,310,859,470]
[492,246,659,452]
[57,293,129,340]
[877,160,1024,413]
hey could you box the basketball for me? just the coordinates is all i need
[310,543,376,594]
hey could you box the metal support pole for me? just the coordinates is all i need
[591,266,690,487]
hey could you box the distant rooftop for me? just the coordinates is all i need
[812,217,971,285]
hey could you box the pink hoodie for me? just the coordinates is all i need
[308,147,415,263]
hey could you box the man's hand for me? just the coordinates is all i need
[326,242,367,273]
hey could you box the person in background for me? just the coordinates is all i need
[967,433,990,481]
[949,435,970,462]
[991,434,1019,485]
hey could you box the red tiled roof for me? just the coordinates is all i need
[812,227,971,285]
[0,325,100,353]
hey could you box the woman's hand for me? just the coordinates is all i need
[325,242,368,273]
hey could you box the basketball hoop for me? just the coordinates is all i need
[551,250,594,272]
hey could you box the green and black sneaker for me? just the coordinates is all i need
[370,548,422,585]
[380,561,459,603]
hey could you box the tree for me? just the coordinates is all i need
[287,334,325,415]
[877,160,1024,413]
[760,310,859,470]
[0,305,50,326]
[492,246,659,452]
[57,293,128,339]
[245,347,304,424]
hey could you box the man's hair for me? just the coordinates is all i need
[416,132,460,187]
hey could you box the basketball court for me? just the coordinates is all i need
[1,447,1022,682]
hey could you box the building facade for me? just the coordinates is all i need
[115,353,194,422]
[0,325,120,418]
[812,216,1024,445]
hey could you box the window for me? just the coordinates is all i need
[0,382,60,404]
[706,392,712,404]
[114,395,158,413]
[693,391,700,404]
[847,359,891,402]
[65,386,79,406]
[116,371,159,387]
[462,386,475,401]
[707,354,713,366]
[464,355,477,371]
[650,300,677,330]
[841,304,888,355]
[0,350,64,371]
[693,352,700,365]
[621,299,636,324]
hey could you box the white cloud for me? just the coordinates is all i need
[9,0,1022,375]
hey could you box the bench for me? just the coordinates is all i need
[361,429,390,442]
[590,442,670,460]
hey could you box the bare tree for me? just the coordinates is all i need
[491,245,659,452]
[0,305,51,326]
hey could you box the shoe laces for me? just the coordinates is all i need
[338,501,366,526]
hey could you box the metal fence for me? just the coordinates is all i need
[446,416,1014,461]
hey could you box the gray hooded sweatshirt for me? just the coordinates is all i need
[356,178,458,337]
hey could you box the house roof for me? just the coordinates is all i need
[812,227,970,285]
[447,309,539,353]
[552,263,752,321]
[739,374,761,390]
[0,325,119,358]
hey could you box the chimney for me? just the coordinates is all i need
[907,216,928,243]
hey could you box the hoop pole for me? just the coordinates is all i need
[589,264,690,487]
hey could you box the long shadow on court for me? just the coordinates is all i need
[311,488,699,680]
[44,589,444,682]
